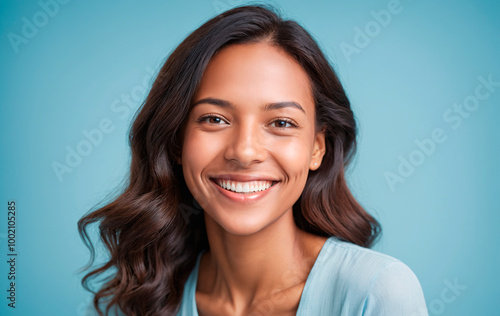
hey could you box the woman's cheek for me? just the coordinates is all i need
[183,129,218,162]
[271,138,312,169]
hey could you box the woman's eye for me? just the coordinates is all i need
[198,115,227,125]
[271,119,296,128]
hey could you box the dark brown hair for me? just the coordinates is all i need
[78,4,380,316]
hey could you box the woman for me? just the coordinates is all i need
[78,4,428,316]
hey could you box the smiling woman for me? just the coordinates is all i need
[78,4,428,316]
[181,42,323,237]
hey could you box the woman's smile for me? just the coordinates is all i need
[210,177,281,203]
[212,178,277,194]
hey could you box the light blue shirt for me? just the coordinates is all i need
[176,236,428,316]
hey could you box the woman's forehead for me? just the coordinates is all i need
[194,42,314,114]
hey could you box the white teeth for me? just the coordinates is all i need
[217,179,274,193]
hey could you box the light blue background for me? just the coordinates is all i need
[1,0,499,315]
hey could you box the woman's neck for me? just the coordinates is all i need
[198,209,328,315]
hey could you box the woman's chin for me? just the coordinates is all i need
[207,214,276,237]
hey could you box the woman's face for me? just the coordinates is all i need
[181,42,325,235]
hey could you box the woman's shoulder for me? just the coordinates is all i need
[319,236,414,275]
[304,236,428,315]
[318,236,423,289]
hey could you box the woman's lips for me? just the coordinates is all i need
[210,178,280,203]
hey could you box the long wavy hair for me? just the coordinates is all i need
[78,4,381,316]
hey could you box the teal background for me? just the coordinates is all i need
[1,0,499,315]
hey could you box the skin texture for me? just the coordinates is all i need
[180,41,328,316]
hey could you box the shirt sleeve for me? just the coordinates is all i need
[361,261,429,316]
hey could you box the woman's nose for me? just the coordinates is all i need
[224,121,268,167]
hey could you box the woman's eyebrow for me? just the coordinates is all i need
[191,97,306,114]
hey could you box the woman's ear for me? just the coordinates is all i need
[309,128,326,170]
